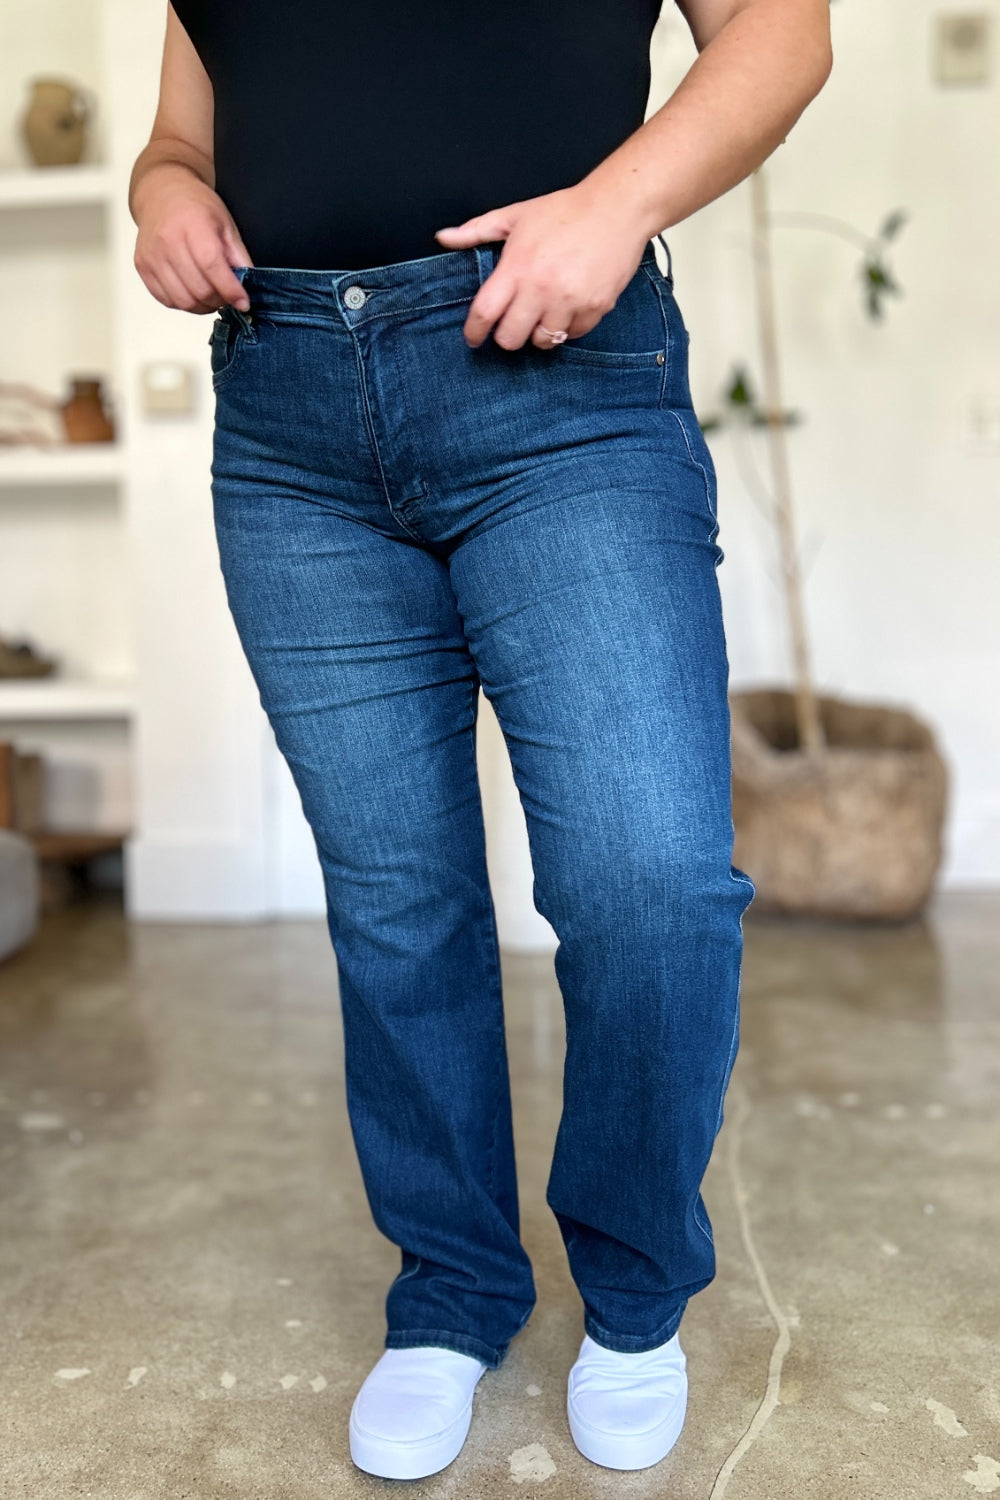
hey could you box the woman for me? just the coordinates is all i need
[129,0,832,1479]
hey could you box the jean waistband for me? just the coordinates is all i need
[232,238,665,319]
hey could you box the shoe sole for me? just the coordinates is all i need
[349,1395,476,1480]
[567,1385,688,1471]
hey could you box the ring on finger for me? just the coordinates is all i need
[537,323,568,345]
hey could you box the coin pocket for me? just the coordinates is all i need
[209,306,256,389]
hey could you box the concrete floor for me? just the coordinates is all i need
[1,892,998,1499]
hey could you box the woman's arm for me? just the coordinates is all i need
[439,0,833,351]
[129,1,253,313]
[583,0,834,241]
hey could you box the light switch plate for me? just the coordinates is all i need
[966,394,1000,451]
[140,360,195,414]
[935,13,992,85]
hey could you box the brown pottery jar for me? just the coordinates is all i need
[21,77,93,167]
[60,377,115,443]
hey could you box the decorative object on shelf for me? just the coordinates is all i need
[730,688,948,921]
[20,77,95,167]
[0,380,63,446]
[59,375,115,442]
[33,830,127,912]
[1,743,125,913]
[0,633,59,679]
[0,742,45,833]
[0,378,116,447]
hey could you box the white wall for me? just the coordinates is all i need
[3,0,996,938]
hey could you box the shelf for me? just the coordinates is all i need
[31,829,129,858]
[0,444,125,487]
[0,164,114,210]
[0,677,135,721]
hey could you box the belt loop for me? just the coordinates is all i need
[476,241,500,284]
[228,265,255,330]
[656,232,673,286]
[230,302,256,338]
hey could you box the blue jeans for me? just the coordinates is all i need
[208,237,756,1370]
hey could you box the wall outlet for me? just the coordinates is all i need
[934,13,992,85]
[140,360,195,415]
[966,394,1000,451]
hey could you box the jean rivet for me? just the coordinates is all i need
[656,352,665,366]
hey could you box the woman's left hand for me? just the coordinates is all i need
[434,184,651,352]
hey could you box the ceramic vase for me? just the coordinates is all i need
[21,77,93,167]
[60,377,114,443]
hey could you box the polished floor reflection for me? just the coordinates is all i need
[1,893,997,1499]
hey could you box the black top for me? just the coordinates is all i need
[169,0,665,270]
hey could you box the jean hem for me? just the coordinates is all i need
[583,1303,687,1353]
[384,1327,510,1371]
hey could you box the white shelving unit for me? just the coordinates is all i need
[0,93,134,839]
[0,163,114,209]
[0,441,127,486]
[0,676,134,720]
[4,0,299,918]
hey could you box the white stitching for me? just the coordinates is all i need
[667,409,719,540]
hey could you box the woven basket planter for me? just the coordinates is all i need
[730,688,949,921]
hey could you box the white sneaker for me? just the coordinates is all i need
[566,1331,688,1470]
[349,1345,489,1480]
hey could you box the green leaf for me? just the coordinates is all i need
[865,261,901,293]
[726,365,757,408]
[862,256,903,320]
[879,209,908,242]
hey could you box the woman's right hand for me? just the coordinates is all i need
[133,163,253,314]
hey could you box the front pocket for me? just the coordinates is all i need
[555,343,665,368]
[550,262,668,368]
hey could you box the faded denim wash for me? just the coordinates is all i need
[208,235,756,1370]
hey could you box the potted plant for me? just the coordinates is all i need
[703,165,949,921]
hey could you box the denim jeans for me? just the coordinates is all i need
[208,236,756,1371]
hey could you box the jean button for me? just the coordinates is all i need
[344,285,367,309]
